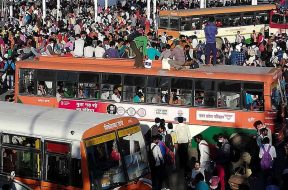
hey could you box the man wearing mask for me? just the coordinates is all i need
[204,16,218,66]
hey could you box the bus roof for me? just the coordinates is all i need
[159,4,276,17]
[17,57,280,83]
[0,102,139,157]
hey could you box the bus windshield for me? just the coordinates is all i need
[118,126,149,180]
[86,133,126,189]
[85,126,149,189]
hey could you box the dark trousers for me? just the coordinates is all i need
[151,165,164,190]
[205,42,217,65]
[130,41,144,67]
[178,143,189,169]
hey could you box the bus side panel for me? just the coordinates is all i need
[189,108,265,129]
[119,181,152,190]
[41,181,82,190]
[17,96,58,107]
[80,141,90,190]
[14,177,41,190]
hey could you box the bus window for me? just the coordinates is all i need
[159,17,169,29]
[2,134,41,179]
[19,69,35,95]
[78,72,100,99]
[242,13,255,25]
[171,78,193,106]
[123,75,146,103]
[271,13,284,24]
[36,70,56,96]
[169,18,180,30]
[191,18,201,30]
[57,71,78,99]
[256,12,268,24]
[217,81,241,109]
[101,73,122,101]
[85,133,126,190]
[180,17,192,31]
[2,148,40,179]
[37,81,53,96]
[243,82,264,111]
[45,141,70,185]
[194,80,216,107]
[118,126,149,180]
[146,76,170,104]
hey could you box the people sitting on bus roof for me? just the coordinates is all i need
[168,40,186,70]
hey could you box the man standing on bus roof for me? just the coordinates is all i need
[128,29,152,68]
[204,16,218,66]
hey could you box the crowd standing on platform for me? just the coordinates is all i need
[146,117,288,190]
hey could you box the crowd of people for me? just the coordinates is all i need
[146,117,288,190]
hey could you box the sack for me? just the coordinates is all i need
[144,59,152,69]
[162,58,170,70]
[260,145,273,170]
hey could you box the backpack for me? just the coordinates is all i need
[148,145,157,168]
[5,60,14,75]
[260,145,272,170]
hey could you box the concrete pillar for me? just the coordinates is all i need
[94,0,98,22]
[105,0,108,10]
[200,0,206,8]
[252,0,257,5]
[9,0,13,18]
[42,0,46,21]
[147,0,151,20]
[57,0,60,21]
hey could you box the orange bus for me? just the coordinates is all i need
[158,4,276,42]
[0,101,151,190]
[15,56,282,141]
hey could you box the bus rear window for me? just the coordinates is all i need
[159,17,169,29]
[46,142,70,154]
[170,18,180,30]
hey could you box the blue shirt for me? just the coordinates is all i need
[204,22,218,44]
[147,47,161,60]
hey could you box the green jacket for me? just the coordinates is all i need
[134,36,148,56]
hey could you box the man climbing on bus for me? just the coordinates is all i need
[204,16,218,66]
[128,29,152,69]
